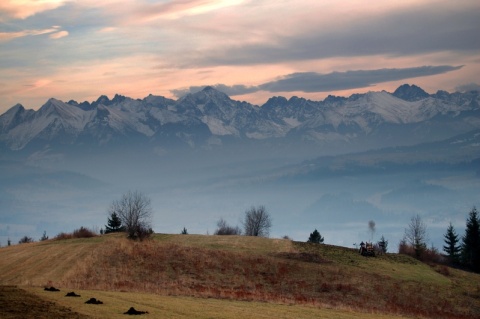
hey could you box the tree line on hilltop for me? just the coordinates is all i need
[397,207,480,273]
[6,190,480,274]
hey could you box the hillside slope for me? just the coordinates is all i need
[1,234,479,319]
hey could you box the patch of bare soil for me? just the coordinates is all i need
[0,286,91,319]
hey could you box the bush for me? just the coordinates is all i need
[54,227,97,240]
[398,238,415,256]
[214,218,241,235]
[18,236,34,244]
[73,226,97,238]
[399,239,445,264]
[54,232,73,240]
[421,246,446,264]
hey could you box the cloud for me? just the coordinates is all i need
[132,0,245,21]
[0,26,65,42]
[189,3,480,67]
[0,0,69,20]
[0,27,58,41]
[172,65,463,96]
[25,79,52,90]
[455,83,480,93]
[259,65,464,93]
[49,30,69,39]
[172,84,258,98]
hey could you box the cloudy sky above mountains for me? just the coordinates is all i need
[1,0,479,113]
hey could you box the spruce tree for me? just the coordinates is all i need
[443,222,461,264]
[105,212,125,234]
[378,235,388,253]
[462,207,480,272]
[307,229,324,244]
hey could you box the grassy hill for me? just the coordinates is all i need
[1,233,479,319]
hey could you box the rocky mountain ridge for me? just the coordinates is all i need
[1,85,478,156]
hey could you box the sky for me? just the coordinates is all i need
[1,0,479,114]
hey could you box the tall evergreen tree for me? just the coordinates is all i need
[462,207,480,272]
[443,222,461,264]
[105,212,125,234]
[307,229,324,244]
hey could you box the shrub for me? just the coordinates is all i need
[73,226,97,238]
[54,232,74,240]
[54,227,97,240]
[18,236,34,244]
[214,218,242,235]
[399,239,445,264]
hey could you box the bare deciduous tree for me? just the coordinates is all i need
[243,205,272,237]
[109,190,153,240]
[404,214,428,259]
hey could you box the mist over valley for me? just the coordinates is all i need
[1,84,479,250]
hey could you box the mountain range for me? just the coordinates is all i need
[1,84,479,160]
[1,84,479,248]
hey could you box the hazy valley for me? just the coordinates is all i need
[1,84,479,250]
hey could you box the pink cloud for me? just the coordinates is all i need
[0,27,60,42]
[0,0,69,20]
[131,0,245,22]
[49,30,69,39]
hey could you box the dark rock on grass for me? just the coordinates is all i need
[124,307,149,315]
[85,297,103,304]
[65,292,81,297]
[44,286,60,292]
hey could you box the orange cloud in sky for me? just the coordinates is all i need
[130,0,245,22]
[0,0,68,20]
[0,26,65,41]
[49,30,69,39]
[0,0,478,114]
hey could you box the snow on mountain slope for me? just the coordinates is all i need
[201,116,239,136]
[0,85,478,152]
[347,92,420,124]
[5,99,96,150]
[0,104,34,133]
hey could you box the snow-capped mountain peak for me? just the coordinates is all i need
[0,85,478,154]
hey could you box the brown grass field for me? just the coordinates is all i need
[1,233,480,318]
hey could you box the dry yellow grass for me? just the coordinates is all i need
[1,233,479,318]
[0,237,102,286]
[153,233,295,254]
[29,287,409,319]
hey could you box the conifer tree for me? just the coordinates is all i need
[307,229,324,244]
[105,212,125,233]
[443,222,461,264]
[378,235,388,253]
[40,231,49,241]
[462,207,480,272]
